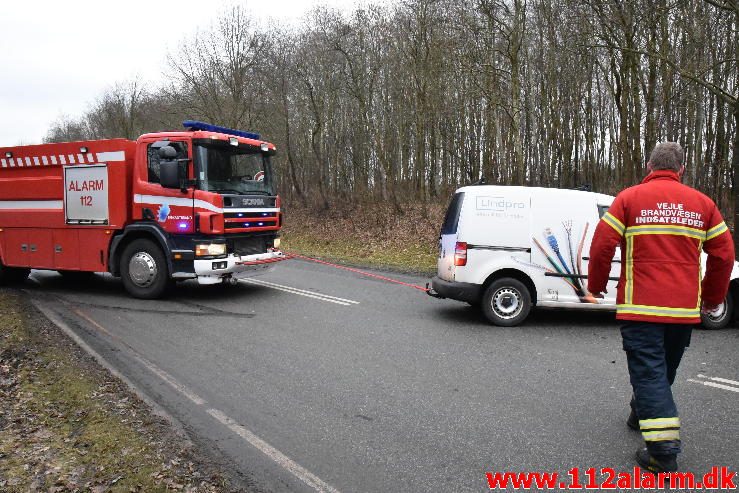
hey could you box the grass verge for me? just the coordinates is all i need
[280,202,445,275]
[0,290,231,492]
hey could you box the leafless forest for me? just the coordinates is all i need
[46,0,737,218]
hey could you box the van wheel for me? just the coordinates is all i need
[482,278,531,327]
[0,257,30,285]
[121,239,170,299]
[700,292,733,330]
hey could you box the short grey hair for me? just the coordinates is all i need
[648,142,684,171]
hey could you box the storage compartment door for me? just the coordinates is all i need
[52,229,80,270]
[27,230,54,269]
[77,230,109,272]
[2,229,29,267]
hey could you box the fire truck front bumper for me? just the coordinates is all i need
[193,250,287,285]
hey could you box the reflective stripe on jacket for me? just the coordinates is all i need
[587,170,735,324]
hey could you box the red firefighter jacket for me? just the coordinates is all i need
[588,170,735,323]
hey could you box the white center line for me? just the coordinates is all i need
[687,379,739,394]
[241,278,360,306]
[697,374,739,387]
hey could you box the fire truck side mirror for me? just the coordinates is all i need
[160,161,181,189]
[158,145,178,159]
[157,145,190,192]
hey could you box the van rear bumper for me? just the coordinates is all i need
[429,276,481,303]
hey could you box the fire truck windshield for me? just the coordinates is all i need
[194,143,274,195]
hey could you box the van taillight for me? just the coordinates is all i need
[454,242,467,266]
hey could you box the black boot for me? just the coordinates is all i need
[635,447,678,473]
[627,410,639,431]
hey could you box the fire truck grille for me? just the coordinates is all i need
[224,212,277,219]
[228,237,267,257]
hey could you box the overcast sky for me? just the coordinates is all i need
[0,0,360,146]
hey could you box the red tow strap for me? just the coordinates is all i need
[284,251,430,292]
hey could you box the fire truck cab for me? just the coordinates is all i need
[0,121,285,298]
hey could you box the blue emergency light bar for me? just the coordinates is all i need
[183,120,260,140]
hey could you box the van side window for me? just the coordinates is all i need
[441,192,465,235]
[147,142,188,184]
[597,204,609,218]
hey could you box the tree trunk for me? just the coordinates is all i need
[732,105,739,255]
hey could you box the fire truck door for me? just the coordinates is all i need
[135,141,195,233]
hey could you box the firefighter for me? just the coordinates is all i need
[587,142,734,473]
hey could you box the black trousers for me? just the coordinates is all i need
[621,322,693,456]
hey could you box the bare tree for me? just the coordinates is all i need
[168,6,268,130]
[44,0,735,222]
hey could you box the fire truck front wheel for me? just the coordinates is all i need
[120,239,171,299]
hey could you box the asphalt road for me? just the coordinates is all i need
[20,260,739,492]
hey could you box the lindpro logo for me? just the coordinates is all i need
[476,196,526,211]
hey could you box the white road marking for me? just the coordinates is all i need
[697,374,739,387]
[241,278,360,306]
[61,303,340,492]
[688,377,739,394]
[132,354,207,405]
[244,278,359,303]
[207,409,341,493]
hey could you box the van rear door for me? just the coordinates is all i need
[438,191,465,281]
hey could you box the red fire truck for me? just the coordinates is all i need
[0,121,285,298]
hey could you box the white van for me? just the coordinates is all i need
[428,185,738,329]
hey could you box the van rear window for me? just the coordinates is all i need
[441,192,465,235]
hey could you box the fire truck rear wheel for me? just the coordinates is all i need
[0,259,30,285]
[121,239,171,299]
[482,278,532,327]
